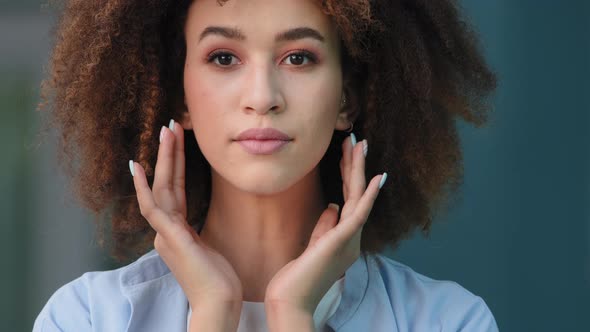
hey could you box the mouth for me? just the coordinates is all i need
[234,127,293,155]
[236,139,291,155]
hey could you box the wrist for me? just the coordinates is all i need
[189,300,242,332]
[265,301,315,332]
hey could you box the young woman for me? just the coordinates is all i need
[33,0,498,331]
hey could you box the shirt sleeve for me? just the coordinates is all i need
[446,295,499,332]
[32,276,92,332]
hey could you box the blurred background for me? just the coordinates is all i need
[1,0,588,331]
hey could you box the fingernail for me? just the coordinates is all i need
[159,126,165,143]
[362,140,368,157]
[328,203,340,213]
[350,133,357,147]
[378,172,388,189]
[129,160,135,177]
[169,119,175,131]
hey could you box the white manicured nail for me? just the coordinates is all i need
[328,203,340,213]
[129,160,135,177]
[350,133,357,147]
[362,140,368,157]
[378,172,388,189]
[169,119,175,131]
[159,126,165,143]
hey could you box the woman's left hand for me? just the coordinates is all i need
[264,134,387,317]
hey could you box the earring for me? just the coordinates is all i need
[345,121,354,133]
[340,93,353,132]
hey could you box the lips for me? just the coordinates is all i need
[234,128,292,141]
[234,128,292,155]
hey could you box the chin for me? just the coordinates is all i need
[234,174,296,196]
[211,155,320,196]
[222,165,306,196]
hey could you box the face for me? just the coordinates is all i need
[182,0,350,194]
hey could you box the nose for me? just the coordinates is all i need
[240,63,285,115]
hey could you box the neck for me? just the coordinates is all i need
[198,166,326,302]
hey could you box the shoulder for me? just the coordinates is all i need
[33,249,164,332]
[364,253,498,331]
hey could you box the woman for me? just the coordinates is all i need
[34,0,498,331]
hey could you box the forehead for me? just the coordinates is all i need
[185,0,338,44]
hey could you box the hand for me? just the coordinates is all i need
[264,134,387,316]
[129,119,243,307]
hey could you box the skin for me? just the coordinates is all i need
[129,0,387,330]
[180,0,349,302]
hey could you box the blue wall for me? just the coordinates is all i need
[391,1,590,331]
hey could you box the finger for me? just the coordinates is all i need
[308,204,339,248]
[351,174,384,229]
[337,174,384,241]
[340,134,355,200]
[169,119,186,207]
[347,138,367,203]
[130,160,166,234]
[152,124,176,210]
[339,160,347,201]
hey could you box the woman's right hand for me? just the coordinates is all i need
[129,119,243,308]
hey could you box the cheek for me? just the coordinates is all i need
[284,88,340,181]
[183,73,228,158]
[296,74,342,140]
[185,70,217,116]
[184,67,241,123]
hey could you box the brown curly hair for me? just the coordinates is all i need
[37,0,497,264]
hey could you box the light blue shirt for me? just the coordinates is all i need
[33,249,499,331]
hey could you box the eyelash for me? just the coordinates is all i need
[206,49,318,68]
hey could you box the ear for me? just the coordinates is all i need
[179,110,193,130]
[334,83,355,131]
[173,93,193,130]
[335,108,351,131]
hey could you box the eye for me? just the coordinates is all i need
[207,51,240,66]
[206,49,318,68]
[283,50,318,66]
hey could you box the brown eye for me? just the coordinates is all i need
[283,50,317,66]
[288,54,305,65]
[207,51,239,66]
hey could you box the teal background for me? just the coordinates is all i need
[1,1,588,331]
[392,2,590,331]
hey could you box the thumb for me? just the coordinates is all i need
[308,203,340,248]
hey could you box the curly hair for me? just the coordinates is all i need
[37,0,497,264]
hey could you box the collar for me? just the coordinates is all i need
[119,249,369,332]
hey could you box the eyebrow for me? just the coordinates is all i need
[198,26,325,43]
